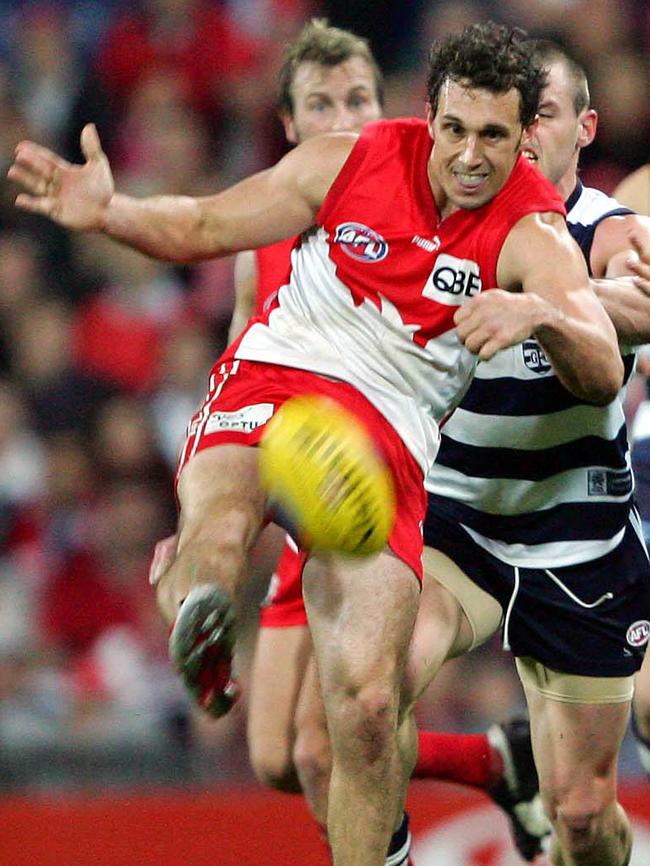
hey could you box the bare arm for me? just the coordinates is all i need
[505,213,623,403]
[612,165,650,216]
[9,123,356,262]
[228,250,258,342]
[590,217,650,344]
[455,212,623,405]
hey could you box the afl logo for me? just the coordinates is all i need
[627,620,650,648]
[334,223,388,263]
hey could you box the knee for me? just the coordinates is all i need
[249,739,300,793]
[293,719,331,791]
[548,784,619,859]
[555,807,601,854]
[329,680,398,764]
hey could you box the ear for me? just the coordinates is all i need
[280,111,298,145]
[577,108,597,148]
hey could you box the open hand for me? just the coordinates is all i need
[8,123,114,231]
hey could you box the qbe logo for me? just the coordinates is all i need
[423,254,481,306]
[334,222,388,263]
[627,620,650,648]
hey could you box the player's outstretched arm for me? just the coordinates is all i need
[455,211,623,405]
[9,125,356,263]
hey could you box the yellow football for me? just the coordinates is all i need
[259,394,396,556]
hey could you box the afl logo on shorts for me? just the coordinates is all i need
[626,620,650,648]
[334,223,388,263]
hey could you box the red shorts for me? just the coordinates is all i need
[177,359,426,580]
[259,538,308,628]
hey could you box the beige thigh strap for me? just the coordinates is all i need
[516,656,634,704]
[422,546,502,650]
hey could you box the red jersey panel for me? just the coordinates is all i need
[234,118,564,472]
[254,237,296,316]
[318,118,564,345]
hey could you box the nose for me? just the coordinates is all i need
[331,105,357,133]
[459,134,482,167]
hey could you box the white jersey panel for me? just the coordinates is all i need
[236,229,478,472]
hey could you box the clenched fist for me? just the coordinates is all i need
[454,289,554,360]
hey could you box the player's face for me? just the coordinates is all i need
[283,57,382,144]
[427,80,524,214]
[521,61,596,186]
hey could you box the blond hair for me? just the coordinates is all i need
[278,18,383,116]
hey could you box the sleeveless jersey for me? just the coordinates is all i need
[425,182,636,567]
[234,118,564,472]
[254,237,295,315]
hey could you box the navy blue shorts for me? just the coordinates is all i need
[423,505,650,677]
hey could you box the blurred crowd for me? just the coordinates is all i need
[0,0,648,788]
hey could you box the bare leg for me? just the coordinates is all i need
[293,656,331,825]
[156,446,266,715]
[247,544,483,860]
[303,552,419,866]
[634,655,650,738]
[157,446,266,623]
[395,560,478,819]
[525,685,632,866]
[247,624,312,792]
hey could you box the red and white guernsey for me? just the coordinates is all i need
[234,118,565,473]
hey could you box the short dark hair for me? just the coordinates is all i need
[277,18,384,117]
[529,40,590,115]
[426,22,545,128]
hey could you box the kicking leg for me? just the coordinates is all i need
[158,445,266,716]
